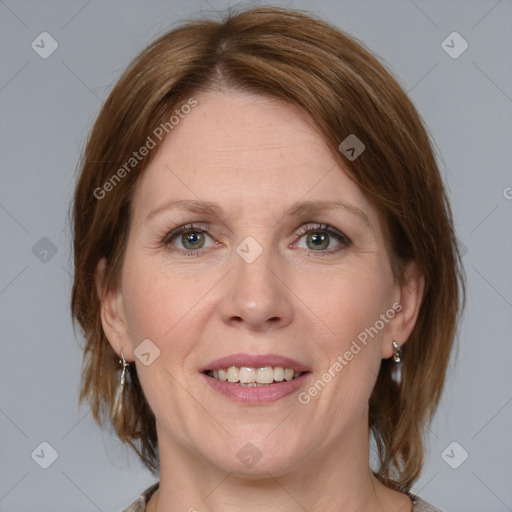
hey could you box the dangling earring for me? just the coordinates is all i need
[112,352,130,420]
[391,340,403,384]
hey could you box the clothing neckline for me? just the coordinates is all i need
[133,482,426,511]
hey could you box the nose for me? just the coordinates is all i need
[218,243,294,332]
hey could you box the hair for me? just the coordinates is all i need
[71,6,465,491]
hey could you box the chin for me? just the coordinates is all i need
[206,438,307,478]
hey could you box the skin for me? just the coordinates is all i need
[97,90,424,512]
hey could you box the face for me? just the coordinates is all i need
[99,91,421,477]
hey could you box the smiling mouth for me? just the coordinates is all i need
[204,366,307,386]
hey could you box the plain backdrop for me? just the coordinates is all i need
[1,1,511,511]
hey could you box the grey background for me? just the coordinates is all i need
[1,0,511,511]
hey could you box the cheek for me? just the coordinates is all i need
[120,251,189,346]
[303,259,394,411]
[122,279,168,345]
[120,250,218,367]
[119,254,206,422]
[312,263,393,349]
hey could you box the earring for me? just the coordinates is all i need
[112,352,130,420]
[391,340,403,384]
[392,340,402,363]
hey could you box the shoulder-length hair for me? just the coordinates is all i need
[71,6,465,491]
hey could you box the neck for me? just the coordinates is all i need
[147,421,412,512]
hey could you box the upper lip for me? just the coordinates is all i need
[200,352,310,373]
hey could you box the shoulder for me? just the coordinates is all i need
[410,493,445,512]
[121,482,159,512]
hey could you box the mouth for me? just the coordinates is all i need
[204,366,307,386]
[200,353,311,404]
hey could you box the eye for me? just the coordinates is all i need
[162,223,216,256]
[293,223,351,255]
[160,222,351,257]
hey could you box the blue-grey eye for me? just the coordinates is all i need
[181,231,206,249]
[306,231,330,250]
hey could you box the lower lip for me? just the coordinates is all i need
[201,373,311,404]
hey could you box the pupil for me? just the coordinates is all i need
[184,232,204,248]
[308,232,328,250]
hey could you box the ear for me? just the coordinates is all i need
[381,261,425,359]
[96,258,134,361]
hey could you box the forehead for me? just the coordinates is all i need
[131,91,375,224]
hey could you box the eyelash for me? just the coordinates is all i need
[161,223,352,258]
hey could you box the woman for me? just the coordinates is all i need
[71,7,464,512]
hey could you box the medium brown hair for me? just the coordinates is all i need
[71,6,465,491]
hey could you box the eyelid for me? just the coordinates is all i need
[294,223,351,243]
[160,221,351,256]
[162,222,213,245]
[291,223,352,254]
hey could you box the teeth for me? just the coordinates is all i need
[273,366,285,381]
[208,365,303,385]
[284,368,294,381]
[239,367,256,384]
[256,366,274,384]
[227,366,239,383]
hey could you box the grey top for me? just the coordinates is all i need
[122,482,444,511]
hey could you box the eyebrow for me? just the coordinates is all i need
[145,199,371,227]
